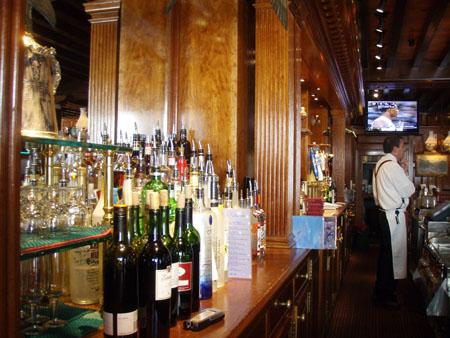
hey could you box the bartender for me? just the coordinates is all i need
[372,136,415,309]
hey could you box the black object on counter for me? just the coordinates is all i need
[427,200,450,221]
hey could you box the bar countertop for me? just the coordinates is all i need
[86,249,310,337]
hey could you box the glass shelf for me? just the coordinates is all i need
[22,135,132,152]
[20,226,112,261]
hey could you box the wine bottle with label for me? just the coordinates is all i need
[138,192,172,338]
[173,193,193,320]
[103,205,138,338]
[160,190,179,327]
[184,185,201,311]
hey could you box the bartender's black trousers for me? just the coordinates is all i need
[374,209,398,301]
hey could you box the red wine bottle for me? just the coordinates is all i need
[173,193,193,320]
[159,190,179,327]
[103,205,138,338]
[138,192,171,337]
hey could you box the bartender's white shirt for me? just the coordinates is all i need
[373,153,415,211]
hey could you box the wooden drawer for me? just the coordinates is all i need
[294,258,311,298]
[268,278,294,336]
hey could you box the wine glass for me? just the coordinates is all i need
[44,186,70,237]
[43,253,68,328]
[64,186,91,233]
[20,186,49,239]
[21,257,47,336]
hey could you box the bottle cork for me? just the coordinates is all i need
[132,191,140,206]
[160,189,169,207]
[177,193,185,208]
[185,184,192,199]
[123,189,132,206]
[146,190,152,206]
[150,191,159,210]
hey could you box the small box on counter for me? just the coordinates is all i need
[292,216,337,249]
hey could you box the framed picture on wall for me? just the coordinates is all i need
[415,153,449,177]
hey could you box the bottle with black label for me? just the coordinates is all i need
[138,192,172,338]
[103,205,138,338]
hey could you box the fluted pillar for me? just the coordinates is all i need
[84,0,121,143]
[254,2,301,251]
[331,110,346,201]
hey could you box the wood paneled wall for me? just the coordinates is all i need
[254,1,302,250]
[84,0,121,144]
[331,111,346,201]
[0,0,24,335]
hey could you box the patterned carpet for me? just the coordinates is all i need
[327,245,436,338]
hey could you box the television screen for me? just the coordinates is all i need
[365,100,418,133]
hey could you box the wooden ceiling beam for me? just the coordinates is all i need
[385,0,407,76]
[365,78,450,90]
[434,46,450,77]
[411,0,449,71]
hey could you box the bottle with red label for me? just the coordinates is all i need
[173,193,193,320]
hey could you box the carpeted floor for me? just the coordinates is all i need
[327,245,436,338]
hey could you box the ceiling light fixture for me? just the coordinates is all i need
[375,18,384,33]
[376,0,386,13]
[376,35,384,48]
[374,92,379,98]
[300,78,305,82]
[376,62,383,70]
[314,97,319,101]
[375,52,383,60]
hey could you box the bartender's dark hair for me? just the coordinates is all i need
[383,136,402,153]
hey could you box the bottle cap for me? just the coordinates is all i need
[185,184,192,199]
[132,191,140,206]
[150,191,159,210]
[177,193,186,208]
[160,189,169,207]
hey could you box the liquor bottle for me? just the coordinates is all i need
[193,185,213,300]
[138,192,171,338]
[103,205,138,338]
[204,144,216,208]
[184,185,201,311]
[69,244,100,304]
[197,140,205,172]
[122,154,134,205]
[144,134,152,175]
[177,146,188,184]
[153,121,162,149]
[189,140,199,191]
[173,193,193,320]
[160,190,179,327]
[210,185,225,289]
[172,167,183,202]
[167,126,177,171]
[167,182,177,237]
[141,152,168,228]
[177,121,191,166]
[159,140,171,185]
[254,180,266,257]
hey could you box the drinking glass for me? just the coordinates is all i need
[43,253,68,328]
[44,186,70,236]
[20,186,48,239]
[64,186,91,233]
[21,257,47,336]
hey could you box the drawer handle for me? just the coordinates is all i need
[296,272,309,279]
[297,313,306,322]
[274,299,291,309]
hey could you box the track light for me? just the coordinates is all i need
[376,0,386,13]
[375,18,385,33]
[376,35,384,48]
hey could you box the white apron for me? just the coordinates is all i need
[385,209,407,279]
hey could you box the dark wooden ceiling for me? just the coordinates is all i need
[357,0,450,116]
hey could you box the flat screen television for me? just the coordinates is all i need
[365,100,419,134]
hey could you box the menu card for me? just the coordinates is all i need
[223,208,252,279]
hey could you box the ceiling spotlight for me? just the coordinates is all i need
[373,92,379,98]
[376,0,386,13]
[375,52,383,60]
[376,62,383,70]
[375,18,385,33]
[314,97,319,101]
[300,78,305,82]
[311,94,316,97]
[376,35,384,48]
[316,87,320,91]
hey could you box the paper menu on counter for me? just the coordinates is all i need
[223,208,252,279]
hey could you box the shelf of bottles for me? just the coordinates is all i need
[19,122,267,337]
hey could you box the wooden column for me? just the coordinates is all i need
[0,0,25,336]
[331,110,346,201]
[254,2,301,251]
[84,0,121,143]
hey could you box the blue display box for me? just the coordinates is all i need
[292,216,337,249]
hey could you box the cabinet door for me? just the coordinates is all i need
[295,287,310,337]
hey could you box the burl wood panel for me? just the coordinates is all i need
[176,0,240,187]
[84,0,121,143]
[117,0,170,137]
[0,0,24,336]
[255,2,300,248]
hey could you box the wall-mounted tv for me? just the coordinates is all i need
[365,100,419,134]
